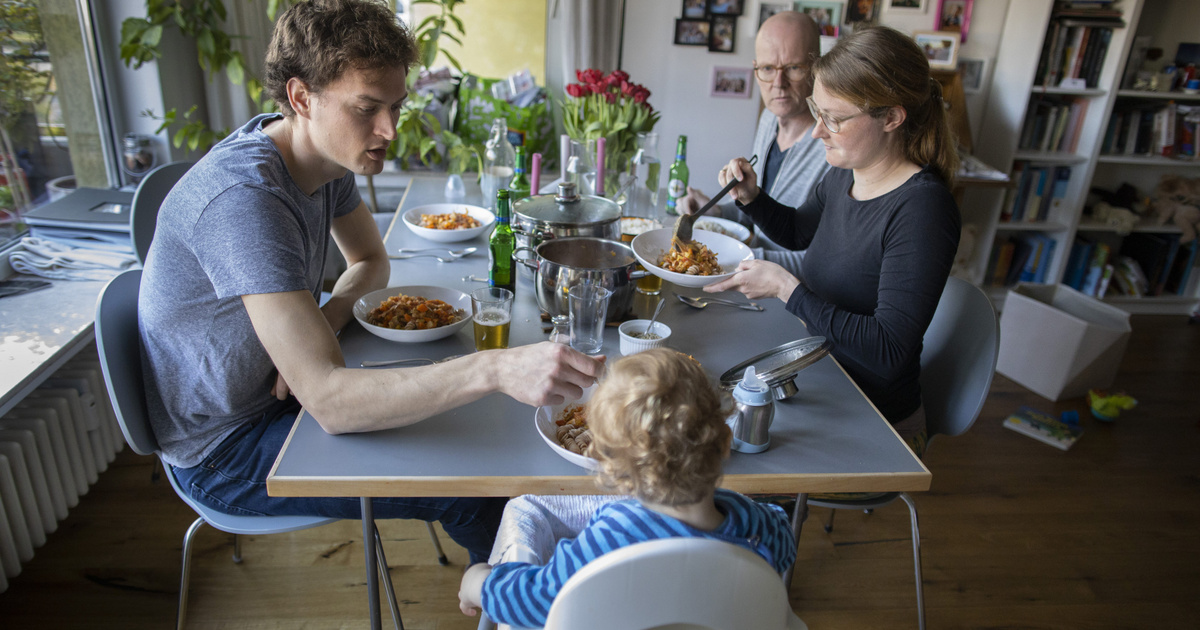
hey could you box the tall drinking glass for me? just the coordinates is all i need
[568,284,612,355]
[471,287,513,351]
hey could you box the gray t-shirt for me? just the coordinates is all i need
[138,114,361,467]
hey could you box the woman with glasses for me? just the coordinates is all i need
[681,11,829,277]
[702,26,961,450]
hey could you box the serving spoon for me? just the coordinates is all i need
[395,246,477,256]
[676,293,763,312]
[672,154,757,248]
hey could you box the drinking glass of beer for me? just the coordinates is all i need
[471,287,513,351]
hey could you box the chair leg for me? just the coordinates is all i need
[177,518,204,630]
[783,492,809,591]
[426,521,449,566]
[823,508,836,533]
[232,533,242,564]
[898,492,925,630]
[374,526,404,630]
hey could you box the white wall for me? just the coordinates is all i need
[621,0,1013,198]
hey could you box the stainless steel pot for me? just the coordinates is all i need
[515,236,645,320]
[511,182,622,252]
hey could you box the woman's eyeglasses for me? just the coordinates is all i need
[806,96,870,134]
[753,64,809,82]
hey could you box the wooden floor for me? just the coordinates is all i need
[1,315,1198,629]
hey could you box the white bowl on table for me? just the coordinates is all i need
[618,320,672,355]
[534,387,599,471]
[694,216,753,245]
[402,203,495,243]
[353,285,472,343]
[631,227,755,288]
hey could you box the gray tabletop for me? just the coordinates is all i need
[267,177,929,498]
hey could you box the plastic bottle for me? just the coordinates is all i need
[727,366,775,453]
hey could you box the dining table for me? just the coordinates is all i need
[266,175,931,629]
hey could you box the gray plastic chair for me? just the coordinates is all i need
[95,269,446,629]
[791,276,1000,630]
[130,161,193,265]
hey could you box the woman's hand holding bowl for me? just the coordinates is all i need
[705,259,800,302]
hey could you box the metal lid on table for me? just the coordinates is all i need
[719,336,832,400]
[512,182,622,227]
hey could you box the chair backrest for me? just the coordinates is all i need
[131,161,192,264]
[543,538,805,630]
[95,269,159,456]
[919,276,1000,440]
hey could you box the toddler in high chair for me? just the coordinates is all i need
[458,348,797,627]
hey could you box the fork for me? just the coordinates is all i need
[390,251,471,263]
[395,246,477,256]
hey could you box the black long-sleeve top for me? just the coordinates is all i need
[739,165,961,423]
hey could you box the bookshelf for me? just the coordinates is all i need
[970,0,1200,314]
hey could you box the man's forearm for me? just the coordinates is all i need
[321,253,390,332]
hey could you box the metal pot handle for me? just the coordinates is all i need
[512,226,555,242]
[631,269,647,279]
[514,246,538,272]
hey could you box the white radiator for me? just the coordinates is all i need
[0,342,135,593]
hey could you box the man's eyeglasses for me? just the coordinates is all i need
[806,96,870,134]
[753,64,809,82]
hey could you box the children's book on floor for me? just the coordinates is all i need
[1002,406,1084,451]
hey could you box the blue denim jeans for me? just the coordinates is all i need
[170,401,507,564]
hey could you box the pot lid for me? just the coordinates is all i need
[513,182,622,227]
[719,337,832,390]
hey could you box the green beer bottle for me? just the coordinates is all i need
[489,189,516,294]
[665,135,689,215]
[509,147,532,203]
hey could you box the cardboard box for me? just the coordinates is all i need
[997,283,1131,401]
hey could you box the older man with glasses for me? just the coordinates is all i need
[681,11,830,276]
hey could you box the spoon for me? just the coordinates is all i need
[395,246,477,256]
[676,293,763,312]
[390,251,472,263]
[673,154,758,248]
[639,298,667,339]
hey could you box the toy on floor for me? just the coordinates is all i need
[1087,389,1138,422]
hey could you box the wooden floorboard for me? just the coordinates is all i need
[1,315,1198,628]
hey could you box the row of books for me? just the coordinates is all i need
[1101,103,1199,159]
[1034,22,1117,89]
[1018,98,1090,153]
[1062,234,1198,298]
[986,234,1059,288]
[1001,163,1071,223]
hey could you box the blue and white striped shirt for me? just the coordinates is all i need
[480,489,796,627]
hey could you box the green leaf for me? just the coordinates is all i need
[173,126,188,148]
[442,50,461,73]
[142,24,163,47]
[187,130,201,152]
[226,54,244,85]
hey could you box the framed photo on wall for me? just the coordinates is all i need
[936,0,973,43]
[844,0,878,24]
[914,31,959,70]
[959,57,988,93]
[887,0,926,12]
[709,15,737,53]
[758,2,791,30]
[674,18,712,46]
[797,1,844,36]
[707,0,744,17]
[682,0,707,19]
[711,66,754,98]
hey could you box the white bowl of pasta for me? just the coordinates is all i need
[402,204,495,243]
[353,285,472,343]
[533,388,599,471]
[630,227,754,288]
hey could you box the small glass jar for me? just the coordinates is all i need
[548,315,570,344]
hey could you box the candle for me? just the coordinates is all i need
[560,134,570,181]
[595,137,606,197]
[531,153,542,194]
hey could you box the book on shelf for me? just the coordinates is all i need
[1024,167,1051,221]
[1163,240,1199,295]
[1111,255,1148,297]
[1007,237,1035,286]
[1063,237,1095,290]
[1095,263,1115,298]
[1079,242,1112,296]
[1048,166,1072,214]
[1003,406,1084,451]
[1119,233,1172,295]
[989,238,1017,287]
[1155,235,1182,296]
